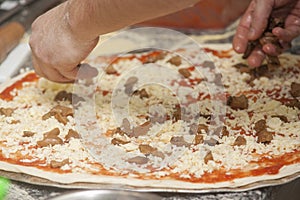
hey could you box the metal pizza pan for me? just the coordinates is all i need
[0,169,299,193]
[49,190,161,200]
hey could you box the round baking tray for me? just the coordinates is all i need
[50,190,161,200]
[1,169,300,193]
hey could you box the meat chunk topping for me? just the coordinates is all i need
[257,130,273,144]
[37,128,63,147]
[204,151,214,164]
[194,134,204,145]
[254,119,273,144]
[42,105,73,125]
[105,65,118,75]
[170,136,190,147]
[50,159,69,168]
[139,144,165,159]
[254,119,267,133]
[65,129,80,142]
[178,68,191,78]
[0,107,14,117]
[111,138,130,145]
[233,136,247,146]
[54,91,84,105]
[23,131,36,137]
[290,82,300,98]
[167,55,182,66]
[127,156,149,165]
[133,88,149,99]
[227,95,249,110]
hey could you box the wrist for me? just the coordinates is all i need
[63,0,99,43]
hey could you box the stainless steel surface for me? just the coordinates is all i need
[1,169,300,194]
[50,190,161,200]
[6,179,300,200]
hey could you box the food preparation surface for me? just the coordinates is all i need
[6,178,300,200]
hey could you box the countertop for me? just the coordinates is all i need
[5,178,300,200]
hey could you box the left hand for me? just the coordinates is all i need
[233,0,300,67]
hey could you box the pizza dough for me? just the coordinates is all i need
[0,44,299,191]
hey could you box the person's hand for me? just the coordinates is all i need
[233,0,300,67]
[29,2,99,83]
[29,0,201,83]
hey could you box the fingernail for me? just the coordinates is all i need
[235,45,241,52]
[248,57,260,68]
[248,28,255,39]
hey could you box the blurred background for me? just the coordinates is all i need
[137,0,251,31]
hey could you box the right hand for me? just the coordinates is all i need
[30,0,201,83]
[29,2,99,83]
[233,0,300,67]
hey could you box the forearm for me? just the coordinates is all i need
[65,0,200,41]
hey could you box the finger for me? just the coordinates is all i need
[59,63,99,80]
[32,55,47,78]
[279,40,292,50]
[262,43,283,56]
[273,25,300,43]
[248,0,274,40]
[32,55,74,83]
[247,47,266,68]
[233,25,252,53]
[233,1,256,53]
[35,62,74,83]
[43,67,74,83]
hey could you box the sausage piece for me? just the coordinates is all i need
[167,55,182,66]
[105,65,118,75]
[127,156,149,165]
[0,107,14,117]
[233,136,247,146]
[254,119,267,133]
[65,129,80,142]
[133,88,149,99]
[37,128,63,147]
[23,131,36,137]
[204,151,214,164]
[257,130,273,144]
[178,68,191,78]
[194,134,204,145]
[111,138,130,145]
[170,136,190,147]
[290,82,300,98]
[50,159,69,168]
[227,95,249,110]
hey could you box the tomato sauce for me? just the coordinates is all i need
[102,90,110,96]
[203,48,233,59]
[172,150,300,183]
[109,51,165,65]
[1,146,298,183]
[0,72,39,101]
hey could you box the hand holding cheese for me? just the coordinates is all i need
[233,0,300,67]
[29,0,200,83]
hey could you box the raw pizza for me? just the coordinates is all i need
[0,44,299,190]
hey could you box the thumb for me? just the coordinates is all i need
[61,63,99,80]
